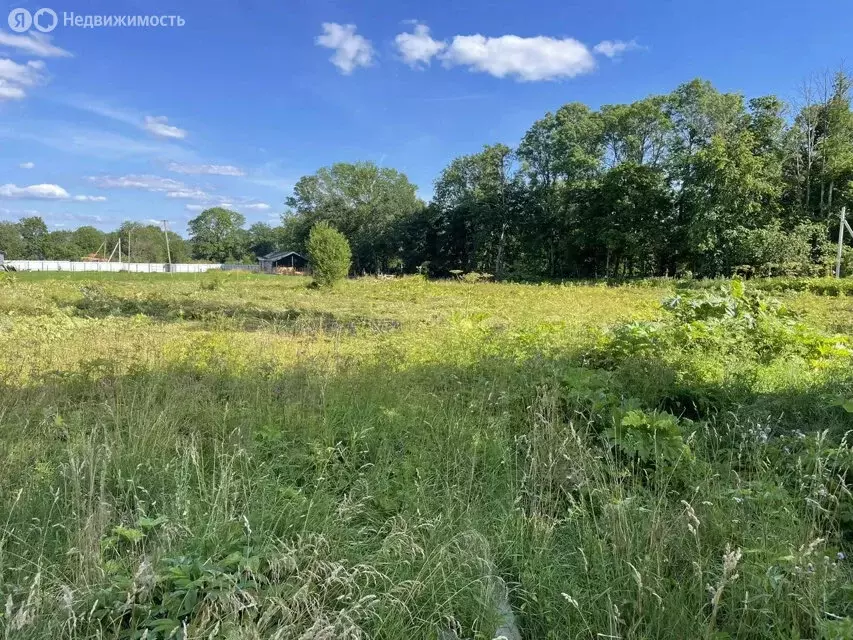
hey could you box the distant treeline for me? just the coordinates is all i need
[4,73,853,276]
[0,215,273,264]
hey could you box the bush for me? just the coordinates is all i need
[306,222,351,287]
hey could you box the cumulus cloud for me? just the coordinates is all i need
[390,24,641,81]
[0,183,104,201]
[593,39,641,59]
[441,34,595,81]
[395,23,445,67]
[0,183,69,199]
[316,23,374,74]
[143,116,187,139]
[167,162,245,176]
[19,161,34,169]
[0,81,25,100]
[0,58,46,100]
[0,31,72,57]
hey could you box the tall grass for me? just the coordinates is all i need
[0,273,851,638]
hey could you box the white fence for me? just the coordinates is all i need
[4,260,259,273]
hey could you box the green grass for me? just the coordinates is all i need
[1,271,852,639]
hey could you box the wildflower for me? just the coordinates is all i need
[837,552,846,561]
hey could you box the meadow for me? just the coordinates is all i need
[1,271,852,639]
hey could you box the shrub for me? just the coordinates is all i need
[306,222,351,287]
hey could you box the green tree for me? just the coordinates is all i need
[187,208,247,262]
[285,162,422,273]
[0,222,25,259]
[247,223,279,257]
[72,226,106,257]
[589,163,673,277]
[42,230,82,259]
[431,144,523,276]
[17,216,49,259]
[306,221,351,287]
[113,222,189,263]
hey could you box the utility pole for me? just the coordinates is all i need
[836,206,849,278]
[161,220,172,272]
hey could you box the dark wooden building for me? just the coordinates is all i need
[258,250,308,274]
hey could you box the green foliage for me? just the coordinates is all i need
[246,222,279,257]
[285,161,423,273]
[17,215,48,259]
[0,221,26,259]
[606,408,691,467]
[187,207,247,262]
[307,221,351,287]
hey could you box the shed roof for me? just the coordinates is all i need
[259,250,306,262]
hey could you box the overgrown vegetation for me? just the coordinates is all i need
[307,221,352,287]
[1,272,852,639]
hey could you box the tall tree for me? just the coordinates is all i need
[187,208,247,262]
[246,223,279,258]
[284,162,423,273]
[17,216,49,259]
[0,222,25,259]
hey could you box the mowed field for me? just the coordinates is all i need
[1,271,852,639]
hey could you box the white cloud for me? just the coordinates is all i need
[0,58,46,100]
[441,34,595,81]
[90,174,267,209]
[316,23,374,74]
[0,122,186,160]
[167,162,245,176]
[593,39,640,59]
[90,174,211,201]
[0,183,104,201]
[165,188,209,200]
[0,31,71,57]
[0,183,69,199]
[62,98,198,154]
[63,98,141,127]
[19,161,34,169]
[143,115,187,139]
[186,200,270,213]
[90,174,186,191]
[395,23,445,67]
[0,81,25,100]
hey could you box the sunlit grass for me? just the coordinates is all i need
[1,272,851,639]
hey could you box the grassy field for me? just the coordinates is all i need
[1,271,852,639]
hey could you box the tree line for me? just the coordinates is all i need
[277,73,853,278]
[3,73,852,277]
[0,212,276,264]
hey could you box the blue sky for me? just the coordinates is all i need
[1,0,851,234]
